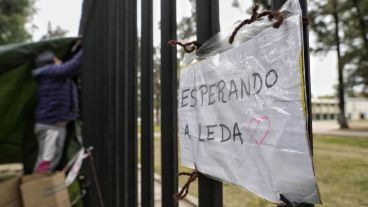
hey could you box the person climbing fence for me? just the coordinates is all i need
[32,46,82,173]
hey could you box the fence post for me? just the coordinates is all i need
[79,0,144,206]
[160,0,178,206]
[124,0,138,206]
[272,0,314,206]
[81,0,129,205]
[196,1,223,207]
[141,0,155,206]
[298,0,314,154]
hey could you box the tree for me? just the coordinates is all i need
[153,46,161,125]
[176,0,196,62]
[309,0,368,128]
[343,0,368,97]
[332,0,349,128]
[41,22,68,40]
[232,0,271,13]
[149,0,197,125]
[0,0,34,44]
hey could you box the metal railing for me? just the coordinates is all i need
[80,0,313,206]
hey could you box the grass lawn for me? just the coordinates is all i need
[145,134,368,207]
[313,135,368,207]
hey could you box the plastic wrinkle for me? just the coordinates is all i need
[183,0,302,66]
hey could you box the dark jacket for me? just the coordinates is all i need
[33,50,82,125]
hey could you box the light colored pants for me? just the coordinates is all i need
[33,123,66,173]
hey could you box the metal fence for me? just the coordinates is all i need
[80,0,313,206]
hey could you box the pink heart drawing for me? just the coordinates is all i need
[246,115,271,147]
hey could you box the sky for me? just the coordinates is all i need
[30,0,337,97]
[30,0,83,40]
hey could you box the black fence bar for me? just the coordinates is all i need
[124,0,138,206]
[299,0,313,155]
[196,1,223,207]
[81,0,111,205]
[141,0,155,206]
[81,1,99,206]
[106,0,118,205]
[271,0,286,11]
[160,0,178,206]
[196,0,220,38]
[81,0,132,205]
[116,0,127,206]
[299,1,314,206]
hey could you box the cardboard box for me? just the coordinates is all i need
[0,177,22,207]
[20,172,70,207]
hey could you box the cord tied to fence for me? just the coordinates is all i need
[229,4,285,44]
[168,40,201,53]
[302,16,309,25]
[173,168,199,201]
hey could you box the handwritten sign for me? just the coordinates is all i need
[178,15,320,204]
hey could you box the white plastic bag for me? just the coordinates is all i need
[178,0,321,204]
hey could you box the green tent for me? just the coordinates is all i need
[0,37,81,173]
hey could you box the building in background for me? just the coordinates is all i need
[312,97,368,120]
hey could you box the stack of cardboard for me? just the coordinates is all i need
[0,172,70,207]
[0,177,21,207]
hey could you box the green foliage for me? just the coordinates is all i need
[176,0,196,61]
[315,135,368,149]
[0,0,34,44]
[231,0,271,13]
[68,181,84,207]
[177,0,196,41]
[310,0,368,96]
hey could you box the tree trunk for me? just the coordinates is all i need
[156,94,160,126]
[333,0,349,128]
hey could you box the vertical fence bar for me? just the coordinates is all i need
[299,1,314,206]
[81,1,98,205]
[196,0,220,37]
[81,0,119,205]
[108,0,120,205]
[141,0,155,206]
[81,0,133,205]
[125,0,138,206]
[95,0,110,205]
[160,0,178,206]
[299,0,313,154]
[272,0,314,206]
[196,1,223,207]
[116,0,127,206]
[271,0,286,11]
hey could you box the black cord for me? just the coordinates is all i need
[86,147,106,207]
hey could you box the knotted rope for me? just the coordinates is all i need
[173,168,199,201]
[169,4,309,52]
[168,40,202,53]
[229,4,285,44]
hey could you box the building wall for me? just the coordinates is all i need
[347,98,368,120]
[312,98,368,121]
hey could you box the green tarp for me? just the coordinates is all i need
[0,37,80,172]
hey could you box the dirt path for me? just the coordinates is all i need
[313,121,368,138]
